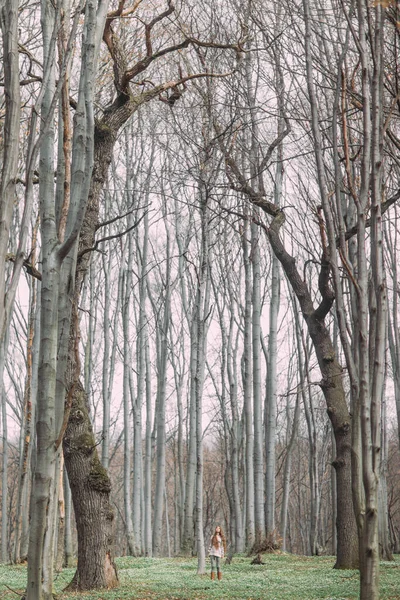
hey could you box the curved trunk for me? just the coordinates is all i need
[266,214,358,568]
[63,382,118,590]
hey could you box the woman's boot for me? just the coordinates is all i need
[217,571,222,581]
[211,572,215,580]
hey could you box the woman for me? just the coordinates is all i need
[208,525,226,580]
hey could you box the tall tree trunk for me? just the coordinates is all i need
[122,246,135,554]
[144,334,152,557]
[55,457,65,571]
[182,303,198,555]
[195,187,212,575]
[64,469,73,567]
[264,57,284,540]
[301,338,320,556]
[265,250,279,541]
[0,339,9,563]
[244,30,265,547]
[378,380,393,560]
[0,0,22,566]
[242,215,255,549]
[133,196,151,557]
[0,0,20,344]
[387,218,400,451]
[151,213,171,557]
[13,230,39,563]
[267,214,358,569]
[101,223,112,469]
[252,221,265,546]
[227,312,244,553]
[27,5,60,595]
[280,386,300,553]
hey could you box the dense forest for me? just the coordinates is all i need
[0,0,400,599]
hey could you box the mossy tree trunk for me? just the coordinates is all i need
[63,381,118,591]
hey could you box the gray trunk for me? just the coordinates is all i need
[252,221,265,546]
[0,339,9,563]
[264,251,279,539]
[242,215,255,549]
[280,386,300,552]
[64,469,74,567]
[151,214,171,556]
[122,253,135,554]
[144,335,152,556]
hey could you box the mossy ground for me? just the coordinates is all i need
[0,554,399,599]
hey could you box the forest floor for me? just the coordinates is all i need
[0,553,399,600]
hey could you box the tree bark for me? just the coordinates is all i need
[144,334,153,557]
[64,469,74,567]
[242,214,255,550]
[122,257,135,555]
[150,210,171,557]
[252,221,265,546]
[63,382,118,590]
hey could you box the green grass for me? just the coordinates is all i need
[0,554,399,599]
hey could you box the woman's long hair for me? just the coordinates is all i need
[212,526,227,552]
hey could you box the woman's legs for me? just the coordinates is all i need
[216,556,222,580]
[210,555,217,579]
[210,555,222,580]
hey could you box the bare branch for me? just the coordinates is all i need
[6,253,42,281]
[342,188,400,242]
[78,212,146,258]
[95,203,150,231]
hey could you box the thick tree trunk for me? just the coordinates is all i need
[63,382,118,590]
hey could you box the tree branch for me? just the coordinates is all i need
[342,188,400,242]
[78,213,146,258]
[314,207,335,321]
[6,253,42,281]
[95,204,150,231]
